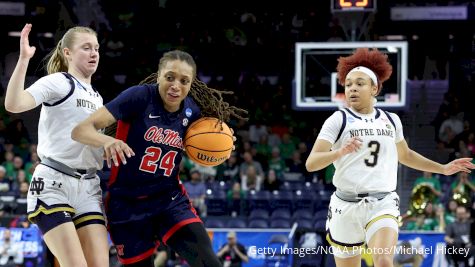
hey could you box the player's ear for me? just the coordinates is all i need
[372,84,378,96]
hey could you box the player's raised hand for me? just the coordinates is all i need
[442,157,475,176]
[103,139,135,168]
[20,24,36,60]
[338,137,362,157]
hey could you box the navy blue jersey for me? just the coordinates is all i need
[105,84,201,198]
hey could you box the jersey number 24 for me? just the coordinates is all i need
[139,146,178,176]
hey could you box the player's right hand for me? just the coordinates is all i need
[338,137,362,157]
[20,24,36,60]
[103,138,135,168]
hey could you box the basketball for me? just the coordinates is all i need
[184,117,234,166]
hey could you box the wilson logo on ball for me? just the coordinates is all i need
[184,117,233,167]
[197,152,228,163]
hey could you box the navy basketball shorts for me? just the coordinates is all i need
[107,191,202,265]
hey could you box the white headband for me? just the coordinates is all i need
[347,66,378,86]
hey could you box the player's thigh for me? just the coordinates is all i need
[327,194,365,249]
[367,227,398,266]
[335,255,362,267]
[43,222,87,267]
[77,223,109,267]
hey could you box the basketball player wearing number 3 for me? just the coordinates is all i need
[72,50,246,267]
[305,48,475,267]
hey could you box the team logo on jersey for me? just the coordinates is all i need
[183,118,189,126]
[347,117,355,123]
[30,177,45,195]
[185,108,192,117]
[144,127,183,149]
[386,124,392,129]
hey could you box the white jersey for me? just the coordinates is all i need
[26,72,103,169]
[317,108,404,194]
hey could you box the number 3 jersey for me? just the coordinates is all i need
[105,84,201,199]
[317,108,404,194]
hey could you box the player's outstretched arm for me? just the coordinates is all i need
[5,24,37,113]
[72,107,135,167]
[397,139,475,175]
[306,137,362,172]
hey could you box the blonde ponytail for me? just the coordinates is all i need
[44,26,97,75]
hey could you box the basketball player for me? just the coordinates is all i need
[305,48,475,267]
[5,24,109,266]
[72,50,246,267]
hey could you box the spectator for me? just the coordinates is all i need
[444,199,458,225]
[1,152,14,180]
[248,121,267,145]
[216,152,240,183]
[439,114,463,142]
[262,169,281,192]
[405,203,439,231]
[217,231,249,267]
[254,135,271,164]
[10,157,23,182]
[0,167,10,193]
[444,205,473,267]
[241,165,262,192]
[239,152,264,178]
[278,133,296,160]
[10,170,27,196]
[227,182,245,216]
[23,151,39,183]
[0,229,23,266]
[183,170,207,217]
[286,150,306,174]
[267,146,286,178]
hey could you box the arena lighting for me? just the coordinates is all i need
[7,31,53,38]
[7,31,20,37]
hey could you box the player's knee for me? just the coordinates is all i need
[85,255,109,267]
[373,255,393,267]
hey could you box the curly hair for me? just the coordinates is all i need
[105,51,248,136]
[337,48,393,95]
[140,50,247,123]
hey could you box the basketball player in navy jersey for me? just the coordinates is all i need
[305,48,475,267]
[72,50,246,267]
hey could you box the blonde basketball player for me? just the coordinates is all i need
[305,48,474,267]
[5,24,108,267]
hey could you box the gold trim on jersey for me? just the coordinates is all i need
[73,214,105,225]
[27,206,75,222]
[365,214,398,230]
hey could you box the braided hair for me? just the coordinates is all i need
[105,50,247,136]
[140,50,248,123]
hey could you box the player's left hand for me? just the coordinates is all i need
[442,157,475,176]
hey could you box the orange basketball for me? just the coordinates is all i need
[184,117,233,166]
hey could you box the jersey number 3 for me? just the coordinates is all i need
[139,146,178,176]
[364,141,380,167]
